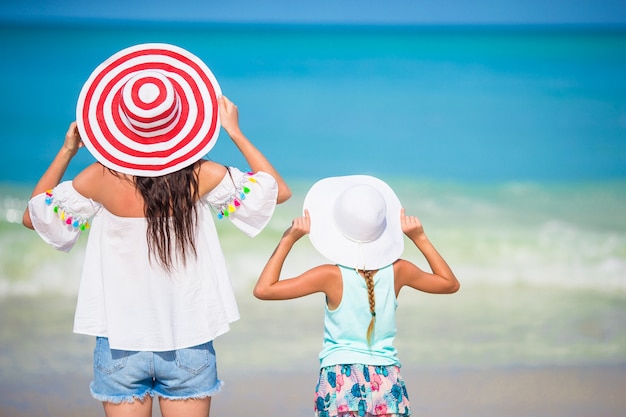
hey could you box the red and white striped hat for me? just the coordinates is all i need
[76,43,221,177]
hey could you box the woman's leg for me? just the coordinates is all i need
[102,397,153,417]
[159,397,212,417]
[92,338,154,417]
[154,341,218,417]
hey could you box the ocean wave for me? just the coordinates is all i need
[2,180,625,297]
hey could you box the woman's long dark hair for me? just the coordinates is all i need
[134,162,200,272]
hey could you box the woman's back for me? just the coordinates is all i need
[72,159,229,219]
[73,162,145,217]
[43,164,281,351]
[22,41,292,415]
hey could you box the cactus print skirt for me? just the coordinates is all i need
[314,364,411,417]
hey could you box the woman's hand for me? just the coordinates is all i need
[64,121,84,156]
[216,94,292,204]
[400,208,425,241]
[23,121,85,229]
[218,95,241,137]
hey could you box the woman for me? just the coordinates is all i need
[23,43,290,417]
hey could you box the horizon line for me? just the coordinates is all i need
[2,17,626,31]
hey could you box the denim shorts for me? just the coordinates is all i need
[90,337,223,403]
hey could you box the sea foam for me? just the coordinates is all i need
[2,180,625,297]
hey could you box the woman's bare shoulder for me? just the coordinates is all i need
[72,164,142,215]
[197,160,228,196]
[72,163,109,199]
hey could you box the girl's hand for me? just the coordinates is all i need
[284,209,311,241]
[64,122,83,156]
[218,95,241,136]
[400,208,425,240]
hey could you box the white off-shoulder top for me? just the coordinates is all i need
[28,167,278,351]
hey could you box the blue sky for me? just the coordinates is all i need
[1,0,626,25]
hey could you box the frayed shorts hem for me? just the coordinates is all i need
[90,387,154,404]
[91,379,224,404]
[90,338,222,404]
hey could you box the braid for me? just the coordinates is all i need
[360,269,376,346]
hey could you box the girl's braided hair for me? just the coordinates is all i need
[359,269,376,346]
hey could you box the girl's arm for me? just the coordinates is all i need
[22,122,83,229]
[218,95,291,204]
[395,208,460,295]
[254,210,342,308]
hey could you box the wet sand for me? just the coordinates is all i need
[1,365,626,417]
[1,289,626,416]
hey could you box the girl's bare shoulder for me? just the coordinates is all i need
[393,258,420,282]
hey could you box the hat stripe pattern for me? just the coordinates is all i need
[77,44,221,176]
[119,73,179,132]
[108,68,189,145]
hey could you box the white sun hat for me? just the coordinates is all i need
[303,175,404,270]
[76,43,221,177]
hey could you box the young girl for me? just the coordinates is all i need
[23,44,290,417]
[254,175,459,417]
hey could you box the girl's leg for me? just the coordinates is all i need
[102,397,153,417]
[159,397,212,417]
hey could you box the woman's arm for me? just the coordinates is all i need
[395,208,460,295]
[218,95,291,204]
[22,122,83,229]
[253,210,342,308]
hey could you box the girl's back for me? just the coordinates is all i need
[320,264,399,368]
[254,174,459,417]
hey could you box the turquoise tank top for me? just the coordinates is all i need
[319,264,400,368]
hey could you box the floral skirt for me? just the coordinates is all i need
[314,364,411,417]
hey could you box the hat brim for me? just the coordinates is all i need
[76,43,221,177]
[303,175,404,270]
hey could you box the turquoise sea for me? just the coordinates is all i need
[1,22,626,415]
